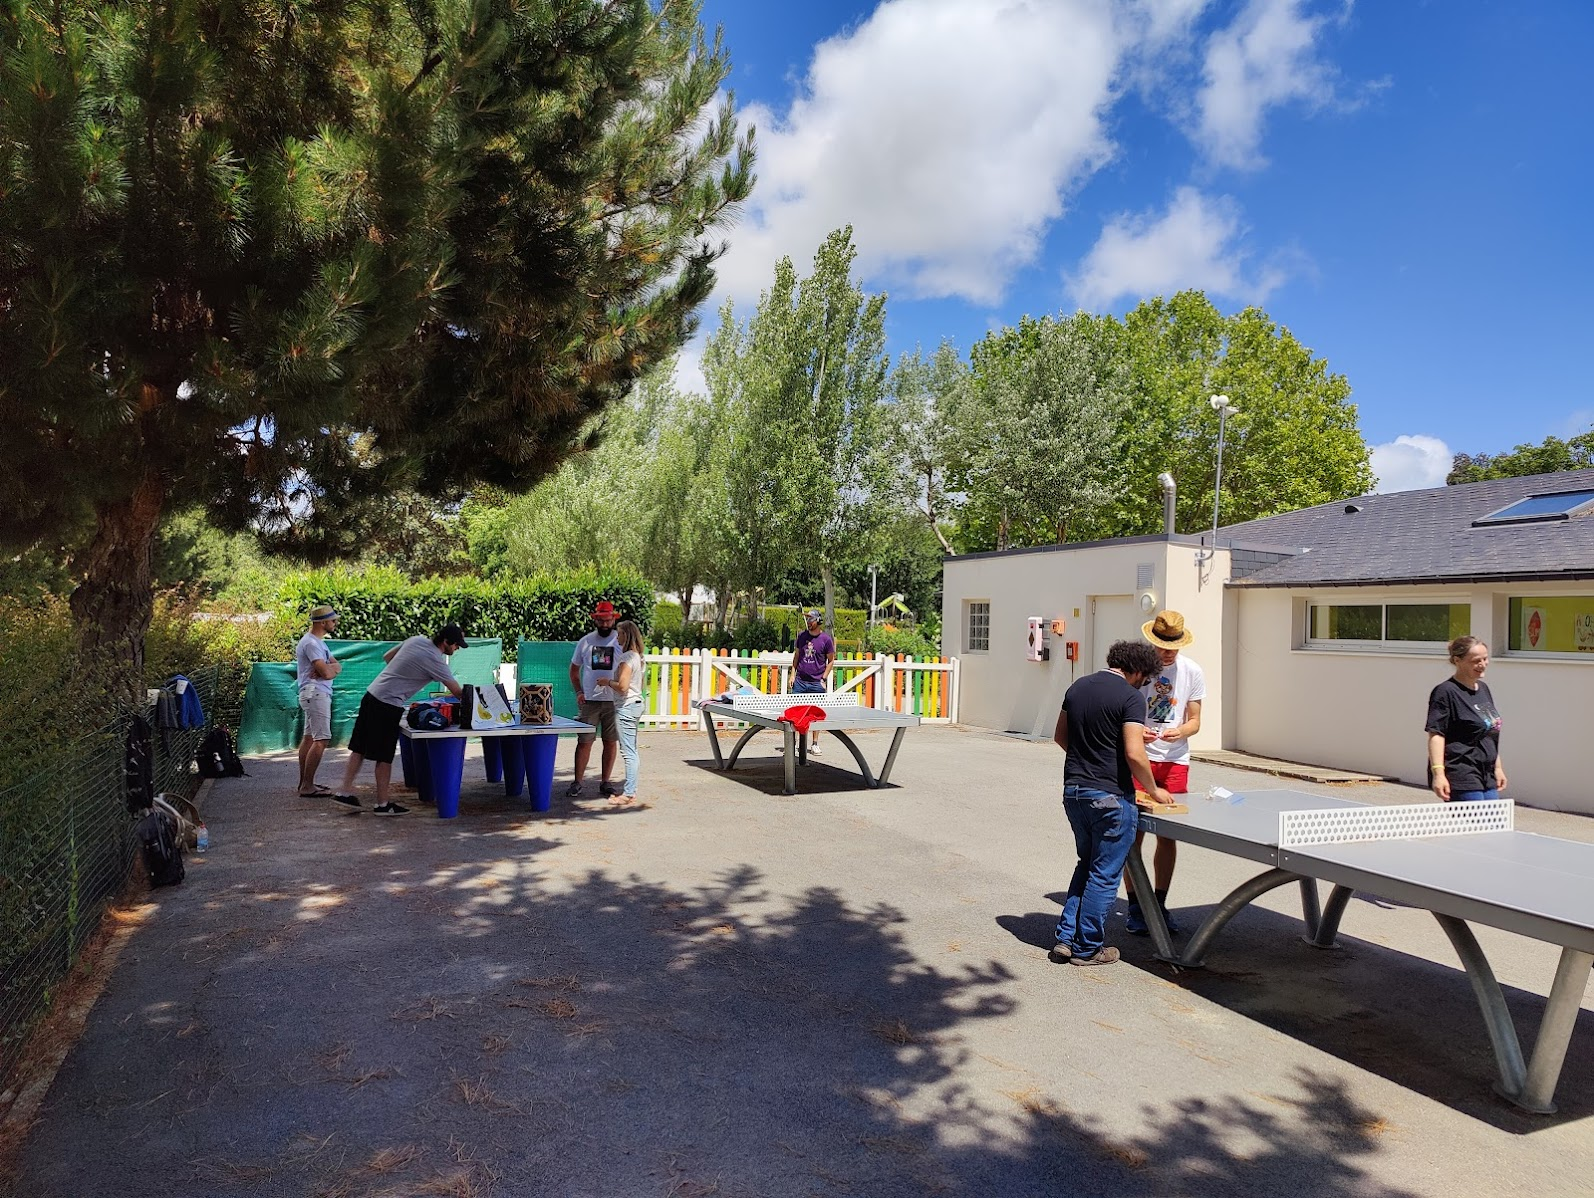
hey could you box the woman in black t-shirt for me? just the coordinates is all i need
[1425,635,1507,802]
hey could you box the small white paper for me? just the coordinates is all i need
[1206,786,1235,802]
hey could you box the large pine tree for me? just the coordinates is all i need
[0,0,752,693]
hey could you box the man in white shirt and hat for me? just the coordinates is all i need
[1126,610,1205,937]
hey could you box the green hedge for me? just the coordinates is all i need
[276,567,653,659]
[760,606,866,647]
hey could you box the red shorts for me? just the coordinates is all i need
[1133,761,1189,794]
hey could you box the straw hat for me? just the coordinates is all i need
[1142,610,1194,649]
[310,604,338,623]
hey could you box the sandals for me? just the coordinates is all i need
[298,785,334,797]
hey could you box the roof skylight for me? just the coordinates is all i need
[1473,489,1594,526]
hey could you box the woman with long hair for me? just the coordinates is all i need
[597,620,647,804]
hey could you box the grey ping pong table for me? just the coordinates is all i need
[696,691,920,794]
[1127,789,1594,1114]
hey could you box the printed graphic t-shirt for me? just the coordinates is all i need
[572,630,621,700]
[794,630,835,681]
[1141,655,1207,765]
[1061,670,1150,797]
[295,632,334,696]
[1425,677,1503,792]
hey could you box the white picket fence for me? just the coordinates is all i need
[636,648,960,729]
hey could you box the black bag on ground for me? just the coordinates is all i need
[196,724,247,778]
[135,806,185,887]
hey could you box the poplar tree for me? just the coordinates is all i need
[0,0,753,695]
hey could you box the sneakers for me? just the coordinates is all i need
[331,793,362,810]
[564,781,584,799]
[371,801,409,815]
[599,780,622,797]
[1072,947,1120,967]
[1047,942,1073,964]
[809,740,822,756]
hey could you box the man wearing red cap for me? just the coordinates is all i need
[567,600,622,797]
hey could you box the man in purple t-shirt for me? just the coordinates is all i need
[792,609,836,754]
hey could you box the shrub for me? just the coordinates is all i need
[865,625,941,658]
[275,567,655,658]
[652,601,684,639]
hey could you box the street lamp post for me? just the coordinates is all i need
[868,564,880,629]
[1205,394,1237,560]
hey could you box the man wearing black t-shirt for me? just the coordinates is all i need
[1050,640,1173,966]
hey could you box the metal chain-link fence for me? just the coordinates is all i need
[0,667,219,1092]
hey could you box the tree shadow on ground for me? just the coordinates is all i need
[998,892,1594,1132]
[8,757,1440,1198]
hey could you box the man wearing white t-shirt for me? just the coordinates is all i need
[567,600,623,798]
[1127,610,1206,937]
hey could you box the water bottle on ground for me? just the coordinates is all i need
[196,823,209,852]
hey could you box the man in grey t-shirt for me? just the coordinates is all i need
[295,604,343,797]
[337,625,467,814]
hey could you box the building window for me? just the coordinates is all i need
[966,601,990,652]
[1508,596,1594,654]
[1306,602,1469,649]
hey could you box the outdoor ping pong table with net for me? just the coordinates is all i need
[695,691,920,794]
[1126,789,1594,1113]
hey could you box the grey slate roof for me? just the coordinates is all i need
[1222,467,1594,588]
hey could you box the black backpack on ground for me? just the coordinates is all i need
[135,806,185,887]
[196,724,247,779]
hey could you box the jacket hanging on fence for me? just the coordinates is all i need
[166,675,206,728]
[125,714,154,814]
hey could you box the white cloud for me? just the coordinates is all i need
[716,0,1136,308]
[1067,186,1287,310]
[1371,434,1453,493]
[1195,0,1345,170]
[671,340,707,397]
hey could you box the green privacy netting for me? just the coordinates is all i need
[237,638,503,754]
[516,640,581,720]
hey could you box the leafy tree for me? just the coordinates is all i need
[885,343,966,554]
[0,0,753,696]
[1448,430,1594,484]
[1076,292,1374,541]
[953,313,1130,550]
[702,227,891,623]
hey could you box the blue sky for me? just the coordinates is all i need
[685,0,1594,492]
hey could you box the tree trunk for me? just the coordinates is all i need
[997,510,1010,553]
[70,470,167,706]
[821,564,835,631]
[921,505,955,555]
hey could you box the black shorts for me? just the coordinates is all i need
[347,692,404,765]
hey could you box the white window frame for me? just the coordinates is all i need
[965,600,991,653]
[1503,594,1594,659]
[1302,596,1469,654]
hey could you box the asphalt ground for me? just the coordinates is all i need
[6,724,1594,1198]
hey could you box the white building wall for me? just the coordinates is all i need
[942,540,1228,745]
[1231,583,1593,816]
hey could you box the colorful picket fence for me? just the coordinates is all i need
[638,648,959,729]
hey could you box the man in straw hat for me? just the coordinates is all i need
[295,604,343,797]
[1126,610,1206,937]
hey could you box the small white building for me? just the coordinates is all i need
[943,468,1594,815]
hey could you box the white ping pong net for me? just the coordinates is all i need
[1279,799,1513,848]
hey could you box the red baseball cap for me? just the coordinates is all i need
[592,601,618,619]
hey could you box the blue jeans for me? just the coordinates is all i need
[1452,787,1500,803]
[792,677,826,694]
[1054,786,1140,956]
[616,701,643,795]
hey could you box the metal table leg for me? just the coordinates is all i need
[877,727,908,786]
[1432,913,1529,1104]
[1124,840,1177,962]
[1176,867,1306,968]
[782,724,796,794]
[828,731,876,788]
[703,714,725,769]
[1512,946,1593,1115]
